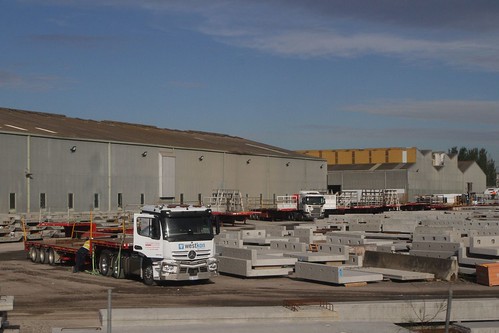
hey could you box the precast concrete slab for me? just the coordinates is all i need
[458,247,499,266]
[331,298,499,323]
[99,305,413,333]
[353,267,434,281]
[349,222,383,232]
[413,231,462,243]
[327,235,366,246]
[240,229,266,238]
[459,266,476,275]
[217,256,293,277]
[377,243,410,253]
[364,232,412,240]
[270,240,308,252]
[469,229,499,237]
[381,220,418,233]
[294,261,383,285]
[286,252,349,263]
[470,236,499,256]
[216,238,244,248]
[411,241,461,252]
[454,321,499,333]
[242,237,287,245]
[363,251,458,281]
[409,249,457,259]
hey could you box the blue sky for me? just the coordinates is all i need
[2,0,499,162]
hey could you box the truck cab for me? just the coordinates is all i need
[133,204,218,285]
[297,191,326,220]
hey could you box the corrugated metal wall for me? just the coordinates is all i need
[0,133,326,214]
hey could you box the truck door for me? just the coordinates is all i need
[133,213,164,258]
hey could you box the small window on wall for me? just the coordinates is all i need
[118,193,123,209]
[68,193,74,210]
[40,193,46,210]
[140,193,145,205]
[9,193,16,211]
[94,193,100,210]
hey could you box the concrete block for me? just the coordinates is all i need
[270,241,308,252]
[294,261,383,285]
[347,255,363,266]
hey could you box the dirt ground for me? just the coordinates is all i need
[3,233,499,333]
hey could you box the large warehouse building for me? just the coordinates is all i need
[299,147,486,203]
[0,108,326,214]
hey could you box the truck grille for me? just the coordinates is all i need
[172,249,211,260]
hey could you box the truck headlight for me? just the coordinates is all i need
[162,264,178,274]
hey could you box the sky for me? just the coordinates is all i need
[1,0,499,162]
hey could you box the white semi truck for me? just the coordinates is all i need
[256,190,326,221]
[25,204,219,285]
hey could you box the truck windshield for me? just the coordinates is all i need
[303,196,325,205]
[163,216,213,242]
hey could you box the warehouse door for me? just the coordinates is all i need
[160,156,175,199]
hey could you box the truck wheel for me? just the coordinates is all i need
[142,261,156,286]
[29,247,39,263]
[47,248,58,265]
[39,248,48,264]
[98,250,113,277]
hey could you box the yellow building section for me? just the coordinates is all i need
[298,147,417,165]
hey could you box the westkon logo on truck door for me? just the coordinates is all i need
[178,242,206,250]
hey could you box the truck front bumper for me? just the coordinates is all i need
[158,259,218,281]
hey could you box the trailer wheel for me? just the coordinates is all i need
[98,250,113,277]
[47,248,58,265]
[142,261,155,286]
[29,247,39,263]
[39,248,48,264]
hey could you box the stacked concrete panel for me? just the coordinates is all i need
[410,226,462,259]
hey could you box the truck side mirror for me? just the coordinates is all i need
[213,217,221,235]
